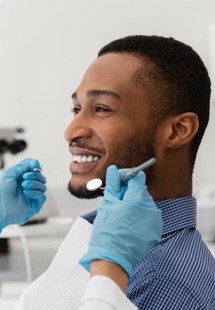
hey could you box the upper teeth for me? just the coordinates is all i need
[72,154,100,163]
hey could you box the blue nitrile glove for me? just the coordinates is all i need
[0,158,47,233]
[80,165,163,278]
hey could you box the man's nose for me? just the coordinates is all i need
[64,114,93,143]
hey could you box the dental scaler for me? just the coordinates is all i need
[86,157,156,191]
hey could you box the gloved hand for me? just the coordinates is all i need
[80,165,162,279]
[0,158,47,233]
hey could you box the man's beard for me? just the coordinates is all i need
[67,128,155,199]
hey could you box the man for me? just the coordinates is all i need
[17,35,215,309]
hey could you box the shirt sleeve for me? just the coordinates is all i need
[78,275,138,310]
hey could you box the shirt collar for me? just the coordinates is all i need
[155,196,197,236]
[83,196,197,237]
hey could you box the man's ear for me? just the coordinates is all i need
[164,112,199,149]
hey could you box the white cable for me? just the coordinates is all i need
[13,225,32,283]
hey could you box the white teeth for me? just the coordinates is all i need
[77,155,82,163]
[87,155,93,162]
[72,154,100,163]
[81,155,87,163]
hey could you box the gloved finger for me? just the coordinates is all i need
[29,159,42,171]
[4,158,37,179]
[106,165,120,188]
[23,189,47,202]
[22,171,46,183]
[123,171,149,203]
[106,166,131,189]
[104,166,134,200]
[104,165,121,198]
[22,180,47,192]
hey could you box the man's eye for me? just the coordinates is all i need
[71,107,81,115]
[95,106,111,113]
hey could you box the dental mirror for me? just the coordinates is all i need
[86,178,103,191]
[86,157,156,191]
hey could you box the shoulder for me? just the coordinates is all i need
[127,228,215,309]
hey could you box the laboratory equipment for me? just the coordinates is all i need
[0,127,27,169]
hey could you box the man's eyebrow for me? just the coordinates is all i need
[71,89,121,101]
[87,89,121,100]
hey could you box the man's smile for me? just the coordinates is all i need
[69,146,104,174]
[71,154,100,164]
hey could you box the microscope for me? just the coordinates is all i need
[0,127,27,169]
[0,127,27,254]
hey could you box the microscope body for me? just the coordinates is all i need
[0,127,27,169]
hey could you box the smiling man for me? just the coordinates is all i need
[65,53,155,200]
[16,35,215,310]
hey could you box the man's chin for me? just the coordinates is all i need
[67,182,104,199]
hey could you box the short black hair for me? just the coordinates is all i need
[98,35,211,168]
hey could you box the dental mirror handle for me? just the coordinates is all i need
[120,157,156,183]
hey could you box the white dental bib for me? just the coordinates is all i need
[15,217,93,310]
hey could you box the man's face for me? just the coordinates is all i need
[65,53,156,198]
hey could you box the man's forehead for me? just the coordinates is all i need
[76,53,143,91]
[88,52,142,71]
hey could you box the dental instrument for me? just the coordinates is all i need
[32,168,42,173]
[86,157,156,191]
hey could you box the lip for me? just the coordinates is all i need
[69,146,102,157]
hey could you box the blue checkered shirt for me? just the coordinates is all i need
[83,197,215,309]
